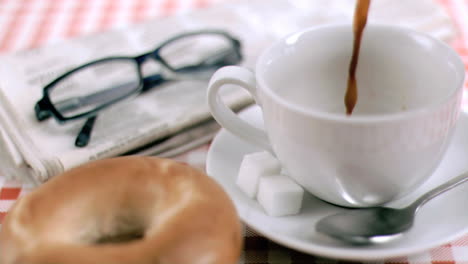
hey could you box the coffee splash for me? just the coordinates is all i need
[345,0,371,115]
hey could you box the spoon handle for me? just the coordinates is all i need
[409,171,468,212]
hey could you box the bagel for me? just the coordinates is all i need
[0,156,242,264]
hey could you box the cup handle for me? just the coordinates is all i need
[207,66,273,153]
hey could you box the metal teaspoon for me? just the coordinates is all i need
[315,171,468,244]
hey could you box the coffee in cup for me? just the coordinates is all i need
[345,0,371,115]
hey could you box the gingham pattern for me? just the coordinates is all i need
[1,0,468,263]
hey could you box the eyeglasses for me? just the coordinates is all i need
[34,30,242,147]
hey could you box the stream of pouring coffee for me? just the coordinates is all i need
[345,0,371,115]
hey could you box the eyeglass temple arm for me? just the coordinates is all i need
[75,115,97,147]
[35,99,52,121]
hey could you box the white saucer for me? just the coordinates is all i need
[206,105,468,261]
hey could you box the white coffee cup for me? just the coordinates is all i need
[207,25,465,207]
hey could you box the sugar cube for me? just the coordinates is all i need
[257,174,304,217]
[236,151,281,198]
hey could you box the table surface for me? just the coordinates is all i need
[1,0,468,263]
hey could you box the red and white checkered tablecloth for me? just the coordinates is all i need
[1,0,468,263]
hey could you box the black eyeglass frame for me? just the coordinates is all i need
[34,29,242,123]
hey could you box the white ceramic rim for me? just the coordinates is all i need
[244,223,468,261]
[206,106,468,261]
[255,24,466,124]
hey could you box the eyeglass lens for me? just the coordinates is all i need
[49,59,140,119]
[159,33,239,77]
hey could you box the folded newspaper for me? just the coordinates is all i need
[0,0,457,184]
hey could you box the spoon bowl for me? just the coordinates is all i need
[316,171,468,244]
[316,207,414,244]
